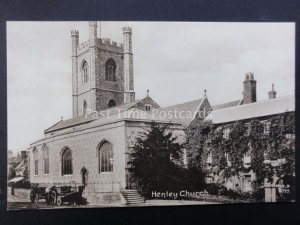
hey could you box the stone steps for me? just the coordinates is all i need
[121,189,145,205]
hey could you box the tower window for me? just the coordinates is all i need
[81,61,89,84]
[108,99,116,108]
[105,58,116,81]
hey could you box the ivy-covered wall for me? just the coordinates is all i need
[185,111,295,193]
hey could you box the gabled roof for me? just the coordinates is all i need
[44,98,158,133]
[158,98,204,125]
[206,95,295,124]
[212,99,242,110]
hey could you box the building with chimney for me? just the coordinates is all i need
[198,74,295,193]
[27,22,294,204]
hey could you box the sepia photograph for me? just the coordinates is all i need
[7,21,295,209]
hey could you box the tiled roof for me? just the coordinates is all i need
[8,156,22,165]
[44,115,95,133]
[206,95,295,124]
[211,99,242,110]
[158,99,203,125]
[44,99,145,133]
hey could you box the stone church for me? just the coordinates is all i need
[28,22,212,204]
[29,22,294,204]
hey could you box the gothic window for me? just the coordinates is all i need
[107,99,116,108]
[98,141,113,173]
[42,144,49,174]
[81,61,89,84]
[82,100,87,115]
[33,148,38,175]
[105,58,116,81]
[61,147,73,175]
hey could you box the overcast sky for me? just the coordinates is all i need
[7,21,295,154]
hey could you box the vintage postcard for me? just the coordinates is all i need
[7,21,295,209]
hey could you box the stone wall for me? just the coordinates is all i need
[30,121,127,192]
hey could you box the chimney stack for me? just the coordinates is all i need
[243,72,257,104]
[268,83,276,99]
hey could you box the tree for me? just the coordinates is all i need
[128,122,185,198]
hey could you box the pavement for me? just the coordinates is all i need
[7,192,218,210]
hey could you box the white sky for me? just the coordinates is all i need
[7,21,295,154]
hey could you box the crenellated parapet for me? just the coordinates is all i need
[98,38,124,49]
[77,38,124,54]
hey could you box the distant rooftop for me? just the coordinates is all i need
[158,99,204,125]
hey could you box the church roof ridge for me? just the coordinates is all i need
[44,97,156,134]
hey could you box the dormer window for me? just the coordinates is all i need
[145,104,152,111]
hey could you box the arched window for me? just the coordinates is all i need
[42,144,49,174]
[98,141,113,173]
[107,99,116,108]
[33,148,38,175]
[81,61,88,84]
[61,147,73,175]
[105,58,116,81]
[82,100,87,115]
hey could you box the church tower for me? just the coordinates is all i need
[71,22,135,117]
